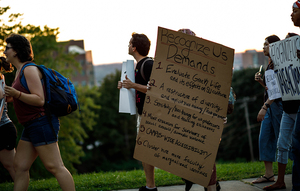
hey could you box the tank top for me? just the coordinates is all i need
[12,65,45,125]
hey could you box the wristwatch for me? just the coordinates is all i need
[265,103,270,108]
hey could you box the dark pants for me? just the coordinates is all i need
[292,108,300,191]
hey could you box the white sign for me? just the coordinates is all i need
[269,35,300,101]
[119,60,136,115]
[265,70,281,100]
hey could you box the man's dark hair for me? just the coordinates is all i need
[5,33,34,62]
[265,35,280,44]
[131,33,151,56]
[287,32,299,37]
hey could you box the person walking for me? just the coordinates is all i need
[0,56,17,181]
[3,33,75,191]
[118,32,155,191]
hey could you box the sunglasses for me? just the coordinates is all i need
[5,46,13,51]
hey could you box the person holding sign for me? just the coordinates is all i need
[290,2,300,190]
[256,33,300,190]
[117,33,155,191]
[177,28,228,191]
[0,57,17,181]
[252,35,283,184]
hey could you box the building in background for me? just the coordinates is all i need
[61,40,95,86]
[233,50,268,71]
[94,63,123,86]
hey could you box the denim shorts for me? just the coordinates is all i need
[21,115,60,147]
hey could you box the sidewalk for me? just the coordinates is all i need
[115,174,292,191]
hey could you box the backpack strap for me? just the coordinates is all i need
[20,63,57,137]
[140,57,153,81]
[20,62,37,92]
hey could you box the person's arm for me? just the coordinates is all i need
[255,72,266,88]
[121,75,148,93]
[257,98,274,121]
[4,66,44,107]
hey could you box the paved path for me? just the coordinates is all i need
[114,174,292,191]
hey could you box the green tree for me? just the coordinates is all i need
[0,4,93,181]
[217,68,264,162]
[76,70,139,173]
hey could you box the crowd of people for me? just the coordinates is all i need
[1,1,300,191]
[118,1,300,191]
[250,1,300,190]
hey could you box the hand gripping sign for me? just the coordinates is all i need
[119,60,136,115]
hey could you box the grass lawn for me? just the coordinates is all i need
[0,160,293,191]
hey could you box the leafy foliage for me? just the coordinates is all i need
[217,68,265,161]
[76,70,139,173]
[0,4,89,181]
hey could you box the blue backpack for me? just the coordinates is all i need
[20,62,79,117]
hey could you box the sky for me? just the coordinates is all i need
[1,0,299,65]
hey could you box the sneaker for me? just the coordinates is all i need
[139,186,158,191]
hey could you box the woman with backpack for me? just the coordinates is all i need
[0,56,17,181]
[3,33,75,191]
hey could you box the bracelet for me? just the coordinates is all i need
[17,91,22,99]
[261,106,267,111]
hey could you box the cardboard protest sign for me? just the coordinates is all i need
[134,27,234,187]
[264,70,281,100]
[119,60,136,115]
[269,35,300,101]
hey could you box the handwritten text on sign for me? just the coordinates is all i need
[134,27,234,187]
[264,70,281,100]
[269,35,300,101]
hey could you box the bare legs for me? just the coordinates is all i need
[263,163,287,190]
[252,161,275,183]
[264,161,275,178]
[0,148,16,181]
[13,140,75,191]
[142,162,155,188]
